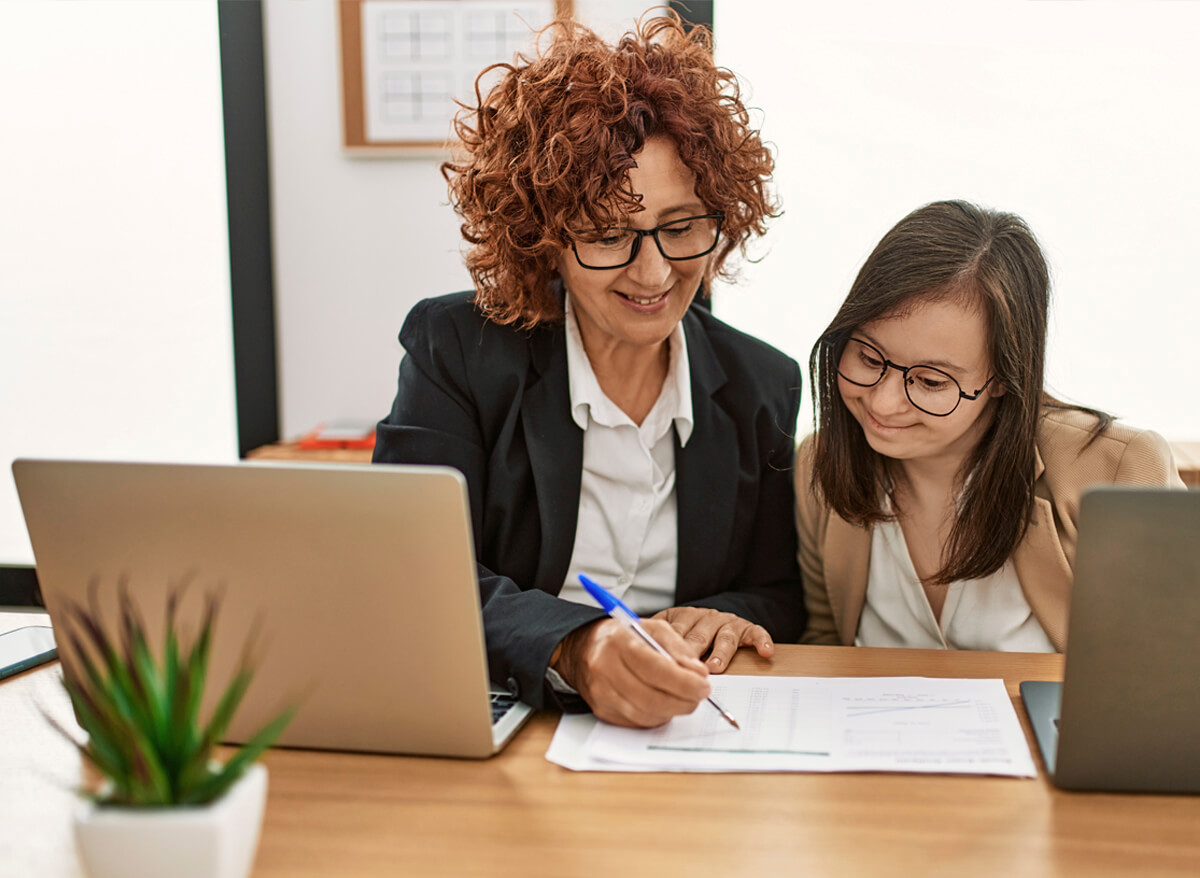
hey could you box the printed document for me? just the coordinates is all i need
[547,675,1036,777]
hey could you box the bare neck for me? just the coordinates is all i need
[892,453,966,512]
[582,336,670,426]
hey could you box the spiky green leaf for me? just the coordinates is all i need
[178,704,296,805]
[50,583,296,807]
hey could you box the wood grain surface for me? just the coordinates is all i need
[4,644,1198,877]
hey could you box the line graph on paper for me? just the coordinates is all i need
[844,697,973,718]
[840,693,1004,752]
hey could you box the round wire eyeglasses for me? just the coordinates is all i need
[837,337,995,417]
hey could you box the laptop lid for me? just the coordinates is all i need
[1049,487,1200,792]
[13,458,526,758]
[1018,679,1062,776]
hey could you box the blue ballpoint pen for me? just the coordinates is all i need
[578,574,740,730]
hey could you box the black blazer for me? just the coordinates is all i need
[375,291,806,709]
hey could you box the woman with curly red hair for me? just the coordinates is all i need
[374,13,804,728]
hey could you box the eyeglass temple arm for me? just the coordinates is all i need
[961,375,997,400]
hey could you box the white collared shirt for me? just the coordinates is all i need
[555,294,693,615]
[856,516,1055,652]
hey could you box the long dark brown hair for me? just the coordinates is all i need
[442,12,777,327]
[809,200,1110,585]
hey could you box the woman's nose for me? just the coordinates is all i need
[623,236,672,288]
[870,368,912,413]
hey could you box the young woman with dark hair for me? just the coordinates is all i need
[797,200,1183,651]
[375,13,804,727]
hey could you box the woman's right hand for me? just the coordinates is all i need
[551,618,711,728]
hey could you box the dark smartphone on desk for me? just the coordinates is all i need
[0,626,57,681]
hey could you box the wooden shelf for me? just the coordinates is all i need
[1171,441,1200,487]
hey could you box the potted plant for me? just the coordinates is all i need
[48,585,296,878]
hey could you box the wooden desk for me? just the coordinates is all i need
[4,646,1199,877]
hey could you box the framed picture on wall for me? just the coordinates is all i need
[339,0,574,152]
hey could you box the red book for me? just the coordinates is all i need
[296,421,377,450]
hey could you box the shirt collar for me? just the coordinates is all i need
[564,294,694,446]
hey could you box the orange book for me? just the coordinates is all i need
[296,421,377,450]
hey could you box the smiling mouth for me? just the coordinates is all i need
[866,411,911,431]
[617,290,669,305]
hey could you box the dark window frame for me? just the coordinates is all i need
[669,1,714,33]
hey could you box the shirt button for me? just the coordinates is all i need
[618,574,632,587]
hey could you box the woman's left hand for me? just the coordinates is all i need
[650,607,774,673]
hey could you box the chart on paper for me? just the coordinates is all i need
[644,682,834,756]
[578,676,1036,776]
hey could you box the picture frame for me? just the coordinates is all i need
[339,0,574,153]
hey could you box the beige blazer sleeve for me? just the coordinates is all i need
[1022,412,1187,649]
[1112,428,1185,488]
[794,436,835,643]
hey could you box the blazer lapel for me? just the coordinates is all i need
[521,325,584,595]
[824,513,872,645]
[1013,445,1071,651]
[675,311,738,603]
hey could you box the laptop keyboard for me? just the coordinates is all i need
[490,692,517,724]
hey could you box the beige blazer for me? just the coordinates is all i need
[794,408,1186,651]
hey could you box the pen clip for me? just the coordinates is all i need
[578,574,635,618]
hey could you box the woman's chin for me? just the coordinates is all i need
[860,428,919,460]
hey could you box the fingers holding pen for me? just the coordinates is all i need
[600,618,711,713]
[592,659,707,728]
[553,618,710,728]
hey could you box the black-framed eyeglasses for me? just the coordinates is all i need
[836,337,996,417]
[569,213,725,270]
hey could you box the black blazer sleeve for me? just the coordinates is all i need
[373,294,604,711]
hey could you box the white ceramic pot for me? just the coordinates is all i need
[74,762,268,878]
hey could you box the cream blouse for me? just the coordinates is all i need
[855,517,1056,652]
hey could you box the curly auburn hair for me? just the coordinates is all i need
[442,11,777,326]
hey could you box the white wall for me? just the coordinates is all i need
[264,0,665,439]
[267,0,1200,442]
[0,1,238,565]
[712,0,1200,439]
[13,3,1187,564]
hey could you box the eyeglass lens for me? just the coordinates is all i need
[837,339,964,416]
[572,215,721,269]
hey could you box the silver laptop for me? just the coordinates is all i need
[1021,487,1200,793]
[12,458,532,758]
